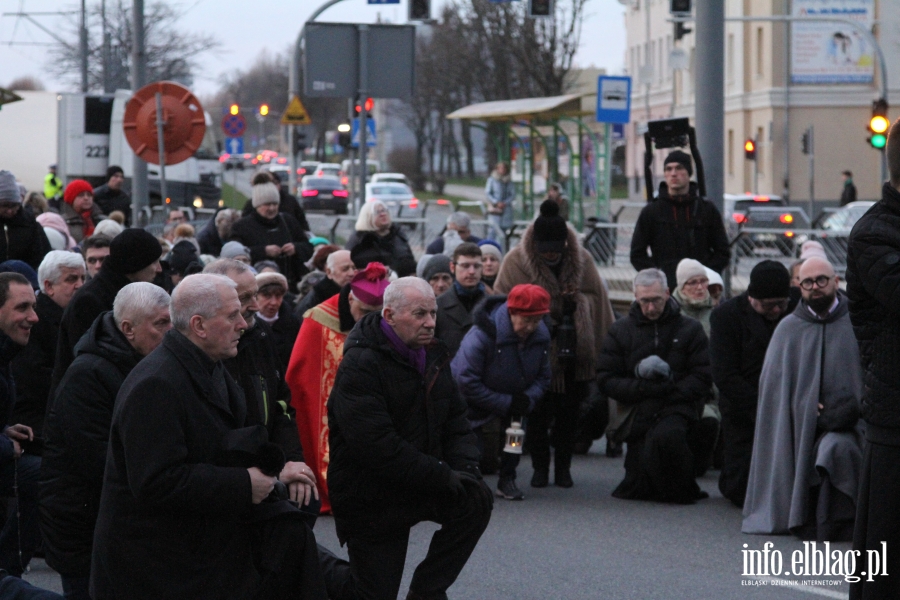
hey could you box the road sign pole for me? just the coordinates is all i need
[357,24,368,215]
[155,92,168,204]
[131,0,148,218]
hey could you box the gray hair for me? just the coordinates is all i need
[355,200,389,232]
[447,212,471,229]
[38,250,86,293]
[326,249,351,271]
[170,273,237,332]
[203,257,252,278]
[382,276,435,316]
[633,268,668,293]
[113,282,170,328]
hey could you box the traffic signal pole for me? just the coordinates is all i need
[357,25,368,215]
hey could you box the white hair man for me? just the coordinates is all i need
[11,251,86,435]
[40,282,171,597]
[426,211,482,255]
[327,276,492,600]
[91,274,330,598]
[294,249,357,319]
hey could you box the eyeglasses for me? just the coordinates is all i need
[637,296,666,306]
[799,275,832,290]
[683,278,709,288]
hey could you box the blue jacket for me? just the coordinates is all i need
[452,296,552,428]
[485,173,515,230]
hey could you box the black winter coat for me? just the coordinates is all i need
[327,312,480,538]
[197,214,224,256]
[224,320,304,463]
[435,284,485,358]
[230,211,313,288]
[596,300,711,438]
[847,182,900,438]
[345,226,417,277]
[266,302,300,370]
[39,312,142,577]
[294,276,341,321]
[0,332,22,462]
[630,183,730,291]
[11,292,63,434]
[51,264,131,397]
[0,208,51,271]
[90,330,256,600]
[92,185,132,225]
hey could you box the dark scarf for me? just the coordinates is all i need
[453,280,485,313]
[380,318,426,376]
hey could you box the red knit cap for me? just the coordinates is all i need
[507,284,551,316]
[349,262,389,307]
[64,179,93,204]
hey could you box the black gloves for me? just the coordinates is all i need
[455,469,494,514]
[509,393,531,417]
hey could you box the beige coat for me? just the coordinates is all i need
[494,224,615,392]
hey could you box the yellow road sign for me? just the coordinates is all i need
[281,95,312,125]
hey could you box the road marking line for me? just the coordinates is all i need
[749,577,848,599]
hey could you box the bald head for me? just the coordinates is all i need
[798,256,839,315]
[798,256,835,282]
[325,250,356,287]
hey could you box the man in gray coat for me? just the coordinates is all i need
[435,243,486,358]
[742,257,863,541]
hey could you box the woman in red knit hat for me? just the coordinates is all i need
[55,180,106,244]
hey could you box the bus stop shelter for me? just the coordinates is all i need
[446,93,613,228]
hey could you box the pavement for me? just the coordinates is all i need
[21,441,852,598]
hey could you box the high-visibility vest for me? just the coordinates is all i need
[44,172,63,200]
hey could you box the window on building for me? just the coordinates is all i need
[727,33,735,83]
[756,126,764,173]
[756,27,764,77]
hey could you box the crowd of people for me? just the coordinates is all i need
[0,134,895,599]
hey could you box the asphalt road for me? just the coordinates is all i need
[22,440,852,599]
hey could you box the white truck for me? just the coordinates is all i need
[0,89,222,207]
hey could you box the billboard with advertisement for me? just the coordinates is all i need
[791,0,874,84]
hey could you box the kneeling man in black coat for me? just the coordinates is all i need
[328,276,493,600]
[597,268,712,504]
[90,274,327,600]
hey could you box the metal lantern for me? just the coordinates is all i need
[504,421,525,455]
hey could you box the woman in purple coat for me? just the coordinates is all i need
[451,284,552,501]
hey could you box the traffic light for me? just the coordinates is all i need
[229,104,239,116]
[259,104,269,117]
[744,139,756,161]
[670,0,692,13]
[294,130,307,156]
[528,0,553,18]
[354,96,374,117]
[801,129,812,155]
[408,0,430,21]
[675,21,692,41]
[868,98,889,150]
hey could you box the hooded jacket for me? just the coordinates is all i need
[40,312,143,577]
[493,221,615,391]
[596,299,711,438]
[327,311,479,538]
[451,296,551,428]
[0,206,52,270]
[630,182,730,291]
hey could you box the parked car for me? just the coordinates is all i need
[371,172,411,187]
[365,182,422,219]
[297,161,320,181]
[794,200,876,267]
[300,176,349,214]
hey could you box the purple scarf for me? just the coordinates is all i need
[380,318,426,376]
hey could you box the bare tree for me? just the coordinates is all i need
[46,1,220,92]
[6,76,45,91]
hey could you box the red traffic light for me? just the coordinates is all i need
[354,97,374,115]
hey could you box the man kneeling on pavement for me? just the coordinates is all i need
[597,268,712,504]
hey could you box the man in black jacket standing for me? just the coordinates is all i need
[51,228,162,396]
[709,260,795,508]
[205,258,318,509]
[11,251,85,435]
[596,268,711,504]
[40,282,171,599]
[630,151,730,291]
[328,277,492,600]
[91,166,131,226]
[846,117,900,599]
[435,242,486,358]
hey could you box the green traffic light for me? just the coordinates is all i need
[871,134,887,149]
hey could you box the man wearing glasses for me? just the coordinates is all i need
[434,243,486,358]
[743,257,863,541]
[596,268,711,504]
[709,260,799,508]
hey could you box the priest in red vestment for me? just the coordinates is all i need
[286,262,389,513]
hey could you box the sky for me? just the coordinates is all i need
[0,0,627,97]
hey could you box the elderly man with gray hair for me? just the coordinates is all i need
[328,276,492,600]
[426,211,482,255]
[11,251,86,436]
[90,274,329,599]
[596,268,712,504]
[40,282,171,599]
